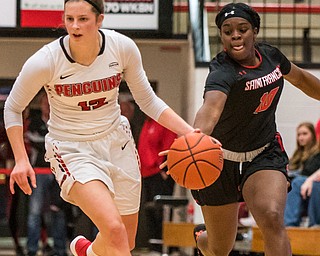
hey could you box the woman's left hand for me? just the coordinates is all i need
[301,178,313,199]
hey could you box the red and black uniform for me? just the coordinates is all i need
[207,43,291,151]
[192,43,291,206]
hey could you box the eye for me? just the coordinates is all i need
[66,17,74,22]
[223,30,232,36]
[239,25,250,34]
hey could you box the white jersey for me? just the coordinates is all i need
[4,29,168,141]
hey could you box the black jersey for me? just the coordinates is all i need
[301,153,320,177]
[205,43,291,152]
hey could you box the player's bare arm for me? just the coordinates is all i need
[284,62,320,100]
[6,125,36,195]
[194,90,227,135]
[157,108,194,136]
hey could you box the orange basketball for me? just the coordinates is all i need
[167,132,223,190]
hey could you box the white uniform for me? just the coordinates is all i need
[4,29,168,214]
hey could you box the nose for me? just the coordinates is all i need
[72,20,80,29]
[232,31,241,40]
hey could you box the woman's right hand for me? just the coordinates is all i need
[10,161,36,195]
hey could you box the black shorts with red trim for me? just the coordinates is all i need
[191,132,290,206]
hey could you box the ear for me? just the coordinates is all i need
[253,27,258,39]
[97,14,104,28]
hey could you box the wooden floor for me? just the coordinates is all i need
[0,237,186,256]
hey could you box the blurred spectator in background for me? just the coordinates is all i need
[298,146,320,227]
[315,119,320,142]
[137,116,177,252]
[287,122,318,178]
[25,91,68,256]
[119,93,137,142]
[0,92,9,224]
[284,122,320,227]
[1,90,28,256]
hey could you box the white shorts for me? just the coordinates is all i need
[45,116,141,215]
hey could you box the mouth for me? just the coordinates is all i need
[72,33,82,38]
[232,45,244,51]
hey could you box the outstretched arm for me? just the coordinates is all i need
[193,90,227,135]
[284,63,320,100]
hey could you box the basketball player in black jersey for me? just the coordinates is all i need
[191,3,320,256]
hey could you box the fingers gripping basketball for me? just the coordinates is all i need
[167,133,223,190]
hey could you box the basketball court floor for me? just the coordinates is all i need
[0,237,184,256]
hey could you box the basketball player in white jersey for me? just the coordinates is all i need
[4,0,194,255]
